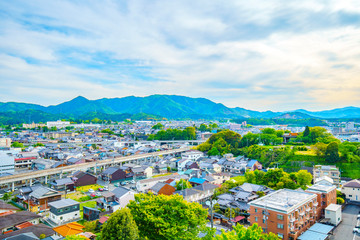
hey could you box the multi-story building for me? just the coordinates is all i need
[305,183,337,219]
[0,149,18,174]
[0,138,11,148]
[249,189,318,240]
[48,199,80,225]
[313,165,340,187]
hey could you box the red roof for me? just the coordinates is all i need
[99,216,109,224]
[16,222,34,229]
[231,216,245,222]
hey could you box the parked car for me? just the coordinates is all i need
[130,180,135,184]
[114,183,120,187]
[96,192,102,197]
[98,188,104,192]
[104,186,109,191]
[121,181,127,186]
[88,188,95,193]
[354,228,360,234]
[357,215,360,220]
[90,193,96,197]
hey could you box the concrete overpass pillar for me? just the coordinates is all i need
[94,166,97,174]
[29,179,33,186]
[45,175,48,184]
[11,182,14,192]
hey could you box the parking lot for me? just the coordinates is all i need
[331,204,360,240]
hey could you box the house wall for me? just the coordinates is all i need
[325,208,341,226]
[109,170,126,182]
[50,210,80,225]
[306,188,336,219]
[342,187,360,202]
[74,174,97,187]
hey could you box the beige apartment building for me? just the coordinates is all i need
[313,165,340,187]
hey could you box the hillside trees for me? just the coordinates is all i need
[198,130,242,156]
[148,127,196,140]
[325,142,340,163]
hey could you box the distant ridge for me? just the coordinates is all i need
[0,95,359,120]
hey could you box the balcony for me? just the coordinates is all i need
[306,207,311,212]
[299,212,305,216]
[290,218,296,223]
[314,202,318,207]
[289,231,298,239]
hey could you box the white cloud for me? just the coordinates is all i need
[0,0,360,111]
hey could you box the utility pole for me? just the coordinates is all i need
[205,199,217,229]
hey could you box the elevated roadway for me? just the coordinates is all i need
[0,147,191,189]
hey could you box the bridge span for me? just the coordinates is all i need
[0,147,191,190]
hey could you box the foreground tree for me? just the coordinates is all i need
[128,193,207,240]
[101,208,139,240]
[215,223,279,240]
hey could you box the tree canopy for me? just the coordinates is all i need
[128,193,207,240]
[215,223,279,240]
[100,207,139,240]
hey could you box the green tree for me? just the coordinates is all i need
[33,142,45,147]
[175,179,192,190]
[215,223,279,240]
[83,220,97,233]
[64,236,86,240]
[101,207,139,240]
[11,142,23,148]
[208,146,221,156]
[2,193,11,201]
[152,123,164,130]
[303,126,310,137]
[325,142,340,163]
[336,197,345,205]
[128,193,207,240]
[295,170,312,189]
[39,234,46,239]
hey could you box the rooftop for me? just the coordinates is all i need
[325,203,341,212]
[306,183,336,193]
[249,189,316,213]
[48,199,79,209]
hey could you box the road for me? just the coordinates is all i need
[331,204,360,240]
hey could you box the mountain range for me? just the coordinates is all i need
[0,95,360,122]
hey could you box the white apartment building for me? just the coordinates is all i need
[0,149,18,174]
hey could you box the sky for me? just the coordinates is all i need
[0,0,360,111]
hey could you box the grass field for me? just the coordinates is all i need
[230,175,246,184]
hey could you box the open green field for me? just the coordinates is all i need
[230,175,246,184]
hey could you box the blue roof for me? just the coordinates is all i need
[246,160,258,167]
[307,223,334,234]
[297,231,328,240]
[189,178,206,184]
[298,223,334,240]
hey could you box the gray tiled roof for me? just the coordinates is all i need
[29,186,60,199]
[48,199,78,209]
[0,223,54,240]
[0,211,41,229]
[112,186,130,199]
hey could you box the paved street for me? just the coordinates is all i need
[331,204,360,240]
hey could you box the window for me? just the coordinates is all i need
[255,208,258,213]
[278,233,284,239]
[255,217,258,222]
[349,195,353,197]
[263,219,266,224]
[277,214,284,220]
[277,223,284,229]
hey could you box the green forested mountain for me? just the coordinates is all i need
[0,95,359,122]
